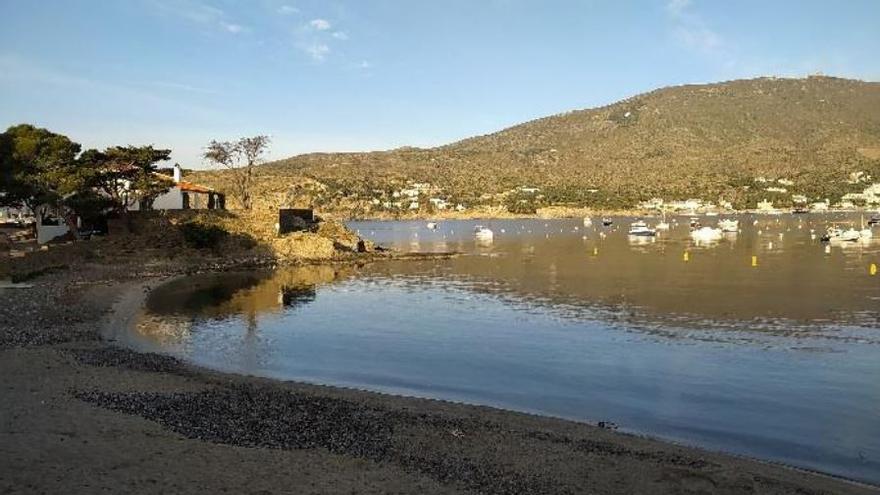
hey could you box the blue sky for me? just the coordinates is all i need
[1,0,878,167]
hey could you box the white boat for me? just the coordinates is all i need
[474,225,494,241]
[822,224,870,242]
[840,229,862,242]
[628,220,656,236]
[426,222,438,230]
[655,212,670,230]
[582,217,593,227]
[718,219,739,233]
[820,226,843,242]
[690,226,723,242]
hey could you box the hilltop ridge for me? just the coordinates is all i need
[190,75,880,215]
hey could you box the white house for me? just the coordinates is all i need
[129,164,225,211]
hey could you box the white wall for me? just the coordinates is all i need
[151,187,184,210]
[37,223,69,244]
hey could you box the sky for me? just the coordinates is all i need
[1,0,878,167]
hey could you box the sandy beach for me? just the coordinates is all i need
[0,257,877,495]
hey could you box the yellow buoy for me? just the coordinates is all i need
[683,251,690,262]
[751,255,758,267]
[871,263,878,276]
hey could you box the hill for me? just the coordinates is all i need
[189,76,880,216]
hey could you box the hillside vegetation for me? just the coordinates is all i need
[189,76,880,215]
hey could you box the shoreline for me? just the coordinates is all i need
[338,206,879,222]
[2,261,878,493]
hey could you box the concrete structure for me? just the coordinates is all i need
[278,209,314,234]
[36,217,71,244]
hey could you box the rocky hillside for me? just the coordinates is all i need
[190,76,880,215]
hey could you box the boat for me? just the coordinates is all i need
[868,216,880,226]
[820,226,843,242]
[859,216,873,239]
[426,222,438,230]
[583,217,593,227]
[474,225,494,241]
[792,207,809,214]
[628,220,656,237]
[689,217,701,228]
[822,225,862,242]
[690,226,723,242]
[601,218,613,226]
[655,212,670,230]
[717,219,739,233]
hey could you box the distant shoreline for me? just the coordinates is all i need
[338,206,878,222]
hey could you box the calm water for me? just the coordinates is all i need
[131,214,880,484]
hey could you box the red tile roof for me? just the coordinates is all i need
[153,173,218,194]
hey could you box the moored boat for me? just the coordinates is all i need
[690,226,723,242]
[718,219,739,233]
[474,225,494,241]
[628,220,656,237]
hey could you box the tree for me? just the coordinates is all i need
[203,135,270,210]
[0,124,82,233]
[78,145,172,230]
[82,146,172,211]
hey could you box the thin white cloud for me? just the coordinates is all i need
[222,22,243,34]
[665,0,723,55]
[0,53,221,121]
[331,31,348,40]
[674,25,721,53]
[278,5,299,15]
[151,0,245,35]
[309,19,331,31]
[303,43,330,61]
[147,81,222,95]
[665,0,691,16]
[358,60,371,69]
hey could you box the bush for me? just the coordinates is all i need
[180,222,228,250]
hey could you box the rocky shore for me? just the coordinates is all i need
[1,259,878,494]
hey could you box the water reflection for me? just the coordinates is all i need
[132,215,880,485]
[347,214,880,334]
[138,265,352,344]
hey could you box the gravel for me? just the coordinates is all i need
[75,384,571,494]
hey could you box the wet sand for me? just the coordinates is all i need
[1,265,878,494]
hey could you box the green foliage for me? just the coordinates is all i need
[79,145,172,214]
[180,222,229,250]
[0,124,82,217]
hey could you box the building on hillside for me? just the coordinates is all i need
[756,199,776,212]
[129,164,225,211]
